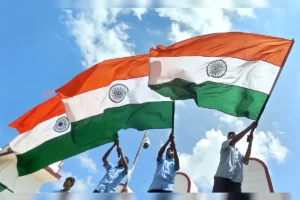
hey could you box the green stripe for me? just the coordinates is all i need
[0,183,7,192]
[149,79,268,120]
[17,101,172,176]
[70,101,173,146]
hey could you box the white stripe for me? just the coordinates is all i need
[149,56,280,95]
[63,76,172,123]
[9,114,70,154]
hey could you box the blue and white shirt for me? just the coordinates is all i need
[214,139,248,183]
[95,162,127,193]
[148,157,179,191]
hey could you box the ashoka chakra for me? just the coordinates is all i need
[206,60,227,78]
[53,117,70,133]
[109,84,129,103]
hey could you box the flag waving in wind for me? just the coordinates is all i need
[8,95,117,176]
[55,54,173,147]
[148,32,293,120]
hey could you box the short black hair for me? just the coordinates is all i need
[124,156,129,164]
[228,132,236,136]
[66,177,75,184]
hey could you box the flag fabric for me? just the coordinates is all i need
[8,95,117,176]
[55,54,173,147]
[148,32,293,120]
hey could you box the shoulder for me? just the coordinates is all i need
[104,162,114,169]
[157,157,165,163]
[221,140,232,149]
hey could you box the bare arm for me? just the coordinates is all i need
[243,134,253,164]
[230,121,257,146]
[158,133,174,161]
[117,147,128,172]
[102,140,118,165]
[171,141,180,170]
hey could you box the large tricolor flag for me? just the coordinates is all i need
[55,54,173,147]
[8,95,117,176]
[148,32,293,120]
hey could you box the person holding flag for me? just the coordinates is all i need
[93,139,129,193]
[212,121,258,193]
[148,133,180,193]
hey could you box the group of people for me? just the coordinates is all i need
[56,121,258,194]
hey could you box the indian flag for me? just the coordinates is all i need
[55,54,173,147]
[8,95,117,176]
[149,32,293,120]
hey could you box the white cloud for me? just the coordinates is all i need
[63,7,260,69]
[159,0,268,7]
[63,8,135,68]
[52,171,95,193]
[272,122,285,134]
[77,153,98,174]
[233,8,256,18]
[174,113,179,120]
[215,112,248,131]
[178,113,288,190]
[130,8,148,20]
[175,100,186,107]
[154,8,259,43]
[146,28,164,36]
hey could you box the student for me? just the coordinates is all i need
[54,177,75,193]
[148,133,180,193]
[212,121,258,193]
[93,139,129,193]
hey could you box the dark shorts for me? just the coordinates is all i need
[212,177,242,193]
[148,189,173,193]
[93,189,101,193]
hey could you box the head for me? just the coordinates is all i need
[118,156,129,167]
[166,147,174,159]
[63,177,75,191]
[227,132,236,140]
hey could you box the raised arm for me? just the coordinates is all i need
[243,133,253,164]
[102,139,118,166]
[158,133,174,161]
[117,147,128,172]
[171,141,180,170]
[230,121,257,146]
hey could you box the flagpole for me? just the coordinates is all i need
[247,39,294,141]
[171,100,175,148]
[121,132,148,192]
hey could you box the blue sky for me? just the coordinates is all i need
[0,2,299,200]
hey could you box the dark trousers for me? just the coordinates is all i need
[212,177,242,193]
[148,189,173,193]
[227,193,252,200]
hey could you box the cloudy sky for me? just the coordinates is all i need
[1,1,300,199]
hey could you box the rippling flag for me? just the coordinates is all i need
[148,32,293,120]
[55,54,173,147]
[8,95,116,176]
